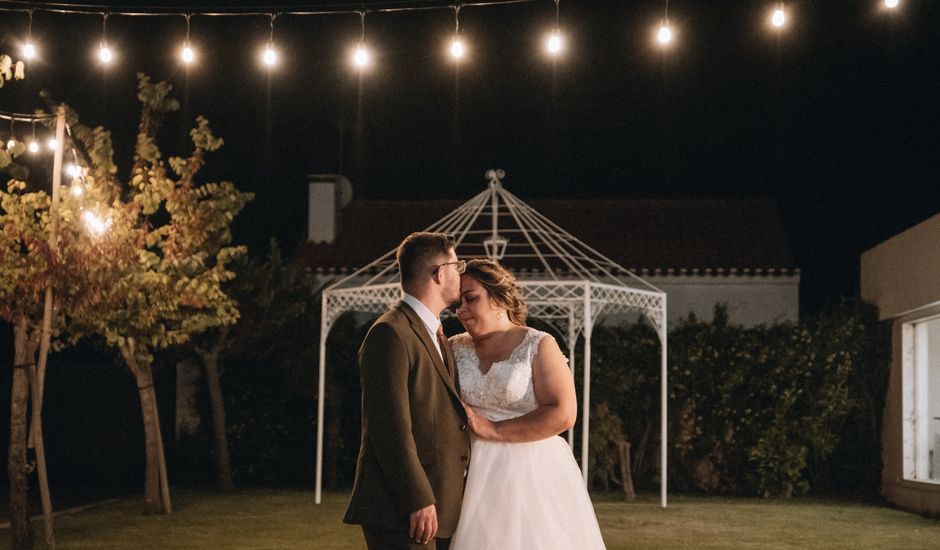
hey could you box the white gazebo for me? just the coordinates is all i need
[315,170,668,507]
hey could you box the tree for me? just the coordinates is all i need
[183,242,324,490]
[64,74,253,513]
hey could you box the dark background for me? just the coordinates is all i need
[1,0,937,313]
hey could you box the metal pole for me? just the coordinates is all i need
[30,106,65,549]
[315,296,329,504]
[567,308,576,448]
[580,283,593,484]
[660,296,668,509]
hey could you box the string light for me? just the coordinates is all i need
[98,14,114,65]
[82,210,111,236]
[6,119,14,150]
[449,5,466,61]
[28,121,39,153]
[545,0,564,57]
[70,184,84,197]
[352,12,372,70]
[47,137,58,151]
[66,163,82,178]
[657,20,673,45]
[22,10,37,60]
[181,15,195,65]
[262,14,278,67]
[656,1,673,46]
[771,3,786,29]
[0,2,919,74]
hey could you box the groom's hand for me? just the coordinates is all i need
[409,503,438,545]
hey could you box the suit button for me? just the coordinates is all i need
[460,455,469,463]
[460,424,468,431]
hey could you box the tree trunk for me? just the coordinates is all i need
[9,318,35,550]
[121,343,172,514]
[201,346,234,491]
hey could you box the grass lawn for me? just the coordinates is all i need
[3,490,940,549]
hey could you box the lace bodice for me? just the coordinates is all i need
[450,327,550,422]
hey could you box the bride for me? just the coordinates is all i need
[449,259,606,550]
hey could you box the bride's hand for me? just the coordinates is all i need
[464,404,499,440]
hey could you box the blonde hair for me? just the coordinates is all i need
[463,259,527,326]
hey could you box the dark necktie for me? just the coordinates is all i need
[436,324,454,378]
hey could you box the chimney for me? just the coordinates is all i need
[307,174,352,244]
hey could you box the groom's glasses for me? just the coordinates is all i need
[433,260,466,274]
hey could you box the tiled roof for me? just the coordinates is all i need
[298,198,796,274]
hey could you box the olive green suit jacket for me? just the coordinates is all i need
[344,301,471,537]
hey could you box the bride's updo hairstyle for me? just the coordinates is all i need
[463,259,527,326]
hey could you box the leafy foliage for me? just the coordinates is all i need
[589,300,889,497]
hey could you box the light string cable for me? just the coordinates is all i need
[0,1,537,18]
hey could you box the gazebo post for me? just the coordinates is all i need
[567,308,577,448]
[315,296,330,504]
[660,298,668,508]
[580,284,593,484]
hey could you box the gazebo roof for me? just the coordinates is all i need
[326,170,660,294]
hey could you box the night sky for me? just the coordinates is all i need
[2,0,939,313]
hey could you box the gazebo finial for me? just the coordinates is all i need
[485,168,505,189]
[483,169,508,259]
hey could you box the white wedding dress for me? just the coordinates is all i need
[449,328,606,550]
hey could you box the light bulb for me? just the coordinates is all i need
[70,184,84,197]
[546,31,563,56]
[99,42,114,64]
[450,38,465,59]
[82,210,110,236]
[885,0,900,8]
[657,22,673,45]
[47,138,58,151]
[6,138,15,150]
[353,44,370,68]
[771,7,786,28]
[23,42,37,59]
[28,140,39,153]
[262,43,277,66]
[66,163,82,178]
[181,43,195,64]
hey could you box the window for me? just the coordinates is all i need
[903,315,940,483]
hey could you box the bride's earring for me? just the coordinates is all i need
[496,311,503,321]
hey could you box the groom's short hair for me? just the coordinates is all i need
[397,232,457,284]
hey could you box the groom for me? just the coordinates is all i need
[344,232,471,549]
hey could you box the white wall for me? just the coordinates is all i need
[645,274,801,327]
[862,212,940,320]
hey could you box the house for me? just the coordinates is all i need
[300,175,800,328]
[862,212,940,516]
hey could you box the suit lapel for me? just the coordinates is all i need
[396,302,460,398]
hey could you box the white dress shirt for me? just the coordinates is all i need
[402,292,444,361]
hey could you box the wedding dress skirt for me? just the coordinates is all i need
[449,329,606,550]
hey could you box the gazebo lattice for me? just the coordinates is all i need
[315,170,668,508]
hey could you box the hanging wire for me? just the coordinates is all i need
[0,111,56,122]
[27,8,33,38]
[268,12,276,43]
[664,0,669,18]
[454,3,461,35]
[554,0,559,28]
[101,11,108,39]
[184,13,192,41]
[0,1,536,18]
